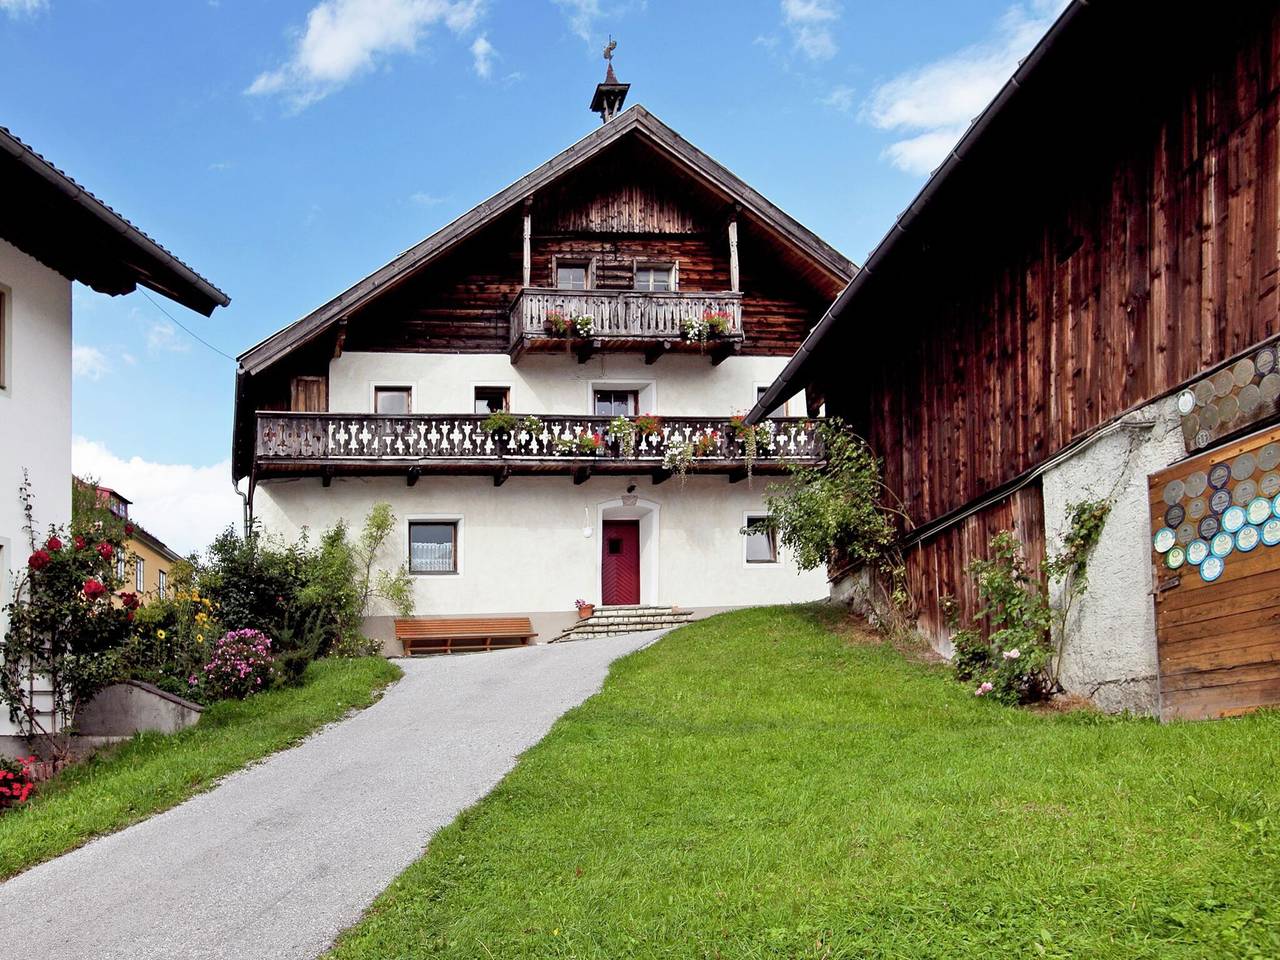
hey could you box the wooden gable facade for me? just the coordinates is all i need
[753,3,1280,650]
[233,106,854,486]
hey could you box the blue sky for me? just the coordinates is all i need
[0,0,1063,550]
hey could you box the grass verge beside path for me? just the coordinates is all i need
[0,656,401,880]
[329,606,1280,959]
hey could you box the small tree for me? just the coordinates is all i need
[353,503,414,619]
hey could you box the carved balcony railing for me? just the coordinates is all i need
[508,288,743,362]
[254,413,821,479]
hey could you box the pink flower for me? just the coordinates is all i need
[1002,648,1021,660]
[975,681,994,697]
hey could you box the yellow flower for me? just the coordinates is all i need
[156,630,167,640]
[196,634,205,644]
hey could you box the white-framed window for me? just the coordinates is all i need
[135,557,146,592]
[0,287,9,393]
[634,262,676,292]
[474,386,510,414]
[409,519,460,575]
[158,570,167,596]
[374,385,413,414]
[116,556,125,580]
[743,514,778,565]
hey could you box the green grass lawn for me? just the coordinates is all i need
[328,606,1280,960]
[0,655,401,880]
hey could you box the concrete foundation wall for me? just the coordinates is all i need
[76,681,204,737]
[1042,397,1187,714]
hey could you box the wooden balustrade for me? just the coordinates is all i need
[508,288,743,356]
[255,413,821,468]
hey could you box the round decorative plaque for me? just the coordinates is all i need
[1153,527,1176,553]
[1186,539,1209,565]
[1211,531,1235,558]
[1200,555,1225,582]
[1236,525,1261,552]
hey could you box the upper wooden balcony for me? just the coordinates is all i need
[253,412,820,486]
[508,288,744,364]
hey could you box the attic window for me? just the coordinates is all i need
[554,257,592,290]
[634,263,676,292]
[374,386,412,414]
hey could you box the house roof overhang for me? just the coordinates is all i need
[0,126,230,317]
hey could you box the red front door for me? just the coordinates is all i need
[602,520,640,605]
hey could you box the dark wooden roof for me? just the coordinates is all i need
[0,126,229,316]
[237,105,856,375]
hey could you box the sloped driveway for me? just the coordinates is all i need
[0,632,663,960]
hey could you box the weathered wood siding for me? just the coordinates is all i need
[831,9,1280,531]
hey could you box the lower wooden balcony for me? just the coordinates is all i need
[508,288,744,364]
[253,413,822,485]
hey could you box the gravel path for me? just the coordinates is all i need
[0,631,665,960]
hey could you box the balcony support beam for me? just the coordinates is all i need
[407,466,421,487]
[493,466,511,487]
[710,339,741,366]
[728,467,749,484]
[320,467,333,488]
[575,340,597,364]
[573,465,592,485]
[644,339,672,365]
[652,468,672,486]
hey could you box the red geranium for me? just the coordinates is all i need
[96,542,114,560]
[82,578,107,600]
[27,549,51,571]
[46,535,63,552]
[74,535,87,550]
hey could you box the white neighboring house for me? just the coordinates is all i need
[233,74,856,646]
[0,126,228,741]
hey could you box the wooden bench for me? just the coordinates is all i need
[394,617,537,656]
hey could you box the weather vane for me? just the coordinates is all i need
[604,36,616,62]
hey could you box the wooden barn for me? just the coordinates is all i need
[751,1,1280,719]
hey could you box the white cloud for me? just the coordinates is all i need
[72,437,242,556]
[554,0,601,43]
[821,84,856,113]
[864,0,1066,174]
[248,0,485,110]
[410,191,448,206]
[72,344,110,381]
[146,322,190,355]
[470,33,495,78]
[782,0,840,61]
[0,0,47,16]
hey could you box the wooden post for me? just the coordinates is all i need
[728,215,740,293]
[522,198,532,289]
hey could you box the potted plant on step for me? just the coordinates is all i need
[575,598,595,620]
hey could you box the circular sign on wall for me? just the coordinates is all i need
[1233,357,1257,387]
[1222,505,1248,533]
[1211,531,1235,558]
[1236,525,1261,552]
[1187,497,1208,520]
[1186,539,1210,565]
[1184,471,1209,498]
[1163,479,1186,505]
[1200,555,1225,582]
[1233,479,1259,506]
[1209,463,1232,489]
[1260,443,1280,472]
[1263,518,1280,546]
[1258,346,1278,376]
[1165,503,1186,528]
[1248,496,1273,526]
[1177,390,1197,416]
[1212,369,1236,397]
[1153,527,1177,553]
[1232,453,1258,481]
[1195,379,1216,406]
[1209,488,1233,515]
[1177,523,1196,545]
[1239,383,1262,417]
[1261,473,1280,498]
[1199,514,1221,540]
[1219,394,1240,424]
[1166,546,1187,569]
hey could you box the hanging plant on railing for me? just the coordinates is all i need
[481,410,519,436]
[680,313,709,347]
[633,414,662,439]
[608,416,638,458]
[662,431,720,487]
[704,309,732,337]
[729,415,774,483]
[556,432,604,456]
[519,415,544,437]
[573,314,595,337]
[545,310,570,336]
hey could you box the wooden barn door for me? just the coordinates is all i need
[602,520,640,606]
[1150,425,1280,720]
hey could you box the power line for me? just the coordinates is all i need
[138,289,236,363]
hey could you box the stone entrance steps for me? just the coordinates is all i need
[553,604,694,642]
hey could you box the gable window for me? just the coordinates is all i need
[374,386,412,415]
[474,386,510,415]
[634,263,675,292]
[409,520,459,574]
[554,258,592,290]
[594,389,638,417]
[135,557,146,592]
[744,515,778,564]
